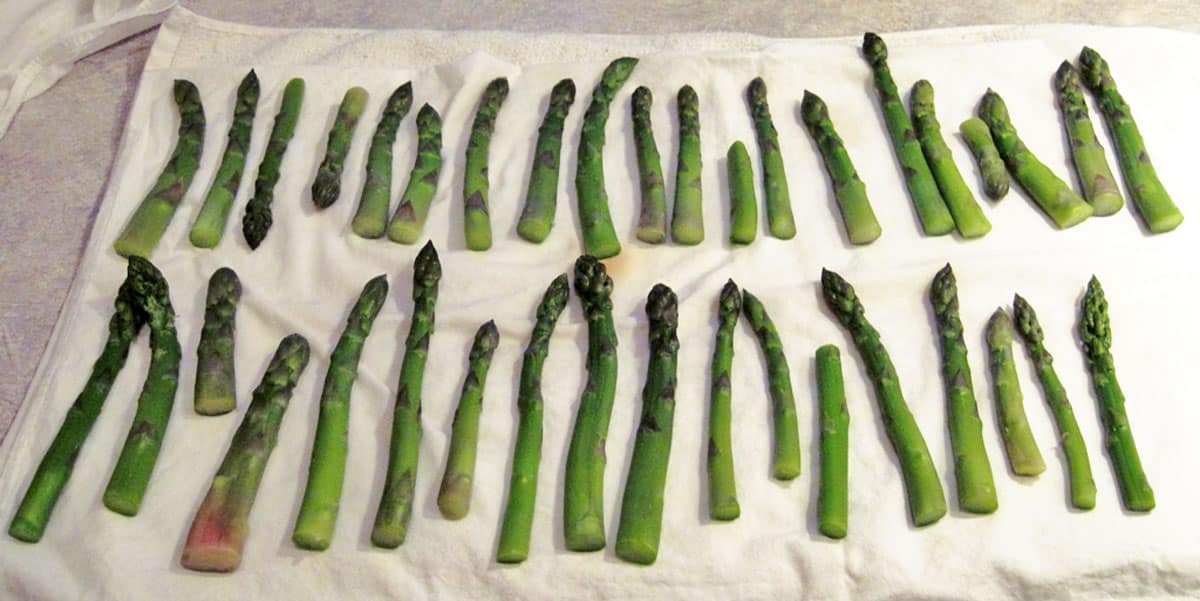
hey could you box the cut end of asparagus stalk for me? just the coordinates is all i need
[292,519,335,551]
[564,518,606,552]
[614,539,659,566]
[437,477,472,520]
[181,507,247,572]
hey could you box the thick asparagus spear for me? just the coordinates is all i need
[463,78,509,251]
[437,320,500,520]
[496,274,570,563]
[821,268,946,526]
[1079,47,1183,233]
[292,274,389,550]
[351,82,413,238]
[1054,62,1123,216]
[1012,294,1096,510]
[815,344,849,539]
[632,86,667,244]
[576,57,638,259]
[726,141,757,245]
[517,79,576,243]
[615,284,680,565]
[978,90,1094,229]
[1079,277,1154,511]
[194,267,241,416]
[707,280,741,521]
[959,117,1009,201]
[113,80,205,257]
[243,77,305,250]
[372,242,441,548]
[985,309,1046,477]
[746,78,796,239]
[387,104,443,244]
[800,91,883,245]
[181,334,310,572]
[311,86,369,209]
[563,255,618,551]
[861,33,954,236]
[910,80,992,238]
[671,85,704,245]
[190,71,260,248]
[741,290,801,480]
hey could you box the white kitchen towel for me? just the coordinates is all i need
[1,7,1198,600]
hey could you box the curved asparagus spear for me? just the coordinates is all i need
[800,90,882,245]
[576,57,638,259]
[910,81,992,238]
[632,86,667,244]
[372,242,441,548]
[463,78,509,251]
[311,86,369,209]
[518,79,576,243]
[114,80,205,257]
[194,267,241,416]
[707,280,741,521]
[351,82,413,238]
[190,71,260,248]
[671,85,703,245]
[387,104,443,244]
[741,290,801,480]
[1054,62,1123,217]
[1079,277,1154,511]
[985,309,1045,477]
[746,78,795,239]
[243,77,305,250]
[726,141,757,245]
[959,117,1009,201]
[181,334,310,572]
[816,344,849,539]
[437,320,500,520]
[821,268,946,526]
[292,274,389,550]
[496,274,570,563]
[615,284,679,565]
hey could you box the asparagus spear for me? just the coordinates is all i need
[576,57,638,259]
[517,79,576,243]
[113,80,205,257]
[726,141,757,245]
[746,77,795,239]
[821,268,946,526]
[615,284,680,565]
[102,257,181,516]
[985,309,1046,477]
[437,320,500,520]
[194,267,242,416]
[1079,47,1183,233]
[189,71,260,248]
[387,104,443,244]
[311,86,369,209]
[707,280,741,521]
[181,334,310,572]
[563,255,618,551]
[351,82,413,238]
[910,80,992,238]
[978,90,1094,228]
[1079,277,1154,511]
[463,78,509,251]
[741,290,801,480]
[815,344,849,539]
[292,274,389,550]
[861,33,954,236]
[496,274,570,563]
[671,85,703,245]
[243,77,305,250]
[959,117,1009,201]
[800,90,883,245]
[372,242,441,548]
[1012,294,1096,510]
[1054,62,1123,217]
[632,86,667,244]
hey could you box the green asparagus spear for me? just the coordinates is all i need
[181,334,310,572]
[707,280,741,521]
[726,141,757,245]
[861,33,954,236]
[496,274,570,563]
[1012,294,1096,510]
[243,77,305,250]
[741,290,801,480]
[1079,277,1154,511]
[387,104,443,244]
[615,284,679,565]
[746,78,795,239]
[576,57,638,259]
[311,86,369,209]
[292,274,389,550]
[114,80,205,257]
[1079,47,1183,233]
[194,267,241,416]
[1054,62,1123,217]
[189,71,260,248]
[985,309,1046,477]
[518,79,576,243]
[671,85,704,245]
[372,242,441,548]
[437,320,500,520]
[815,344,849,539]
[910,81,992,238]
[821,268,946,526]
[463,78,509,251]
[351,82,413,238]
[959,117,1009,201]
[800,91,882,245]
[632,86,667,244]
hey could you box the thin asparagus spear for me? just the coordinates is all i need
[311,86,369,209]
[194,267,241,416]
[741,290,801,480]
[437,321,500,520]
[243,77,305,250]
[959,117,1009,201]
[1054,62,1123,216]
[671,85,703,245]
[800,90,882,245]
[985,309,1046,477]
[910,80,992,238]
[707,280,741,521]
[190,70,260,248]
[386,104,443,244]
[726,141,757,245]
[351,82,413,238]
[517,79,576,243]
[463,78,509,251]
[746,77,795,239]
[632,86,667,244]
[576,57,638,259]
[816,344,849,539]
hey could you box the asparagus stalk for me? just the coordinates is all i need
[292,274,389,550]
[517,79,576,243]
[815,344,849,539]
[372,242,441,548]
[632,86,667,244]
[746,78,796,239]
[671,85,704,245]
[194,267,242,416]
[985,309,1046,477]
[800,90,883,245]
[615,284,680,565]
[463,78,509,251]
[113,80,205,257]
[1054,62,1123,217]
[311,86,369,209]
[707,280,741,521]
[821,268,946,526]
[726,141,757,245]
[496,274,570,563]
[386,104,443,244]
[741,290,801,480]
[243,77,305,250]
[189,71,260,248]
[437,320,500,520]
[910,80,992,238]
[959,117,1009,201]
[1079,277,1154,511]
[351,82,413,238]
[181,334,311,572]
[576,57,638,259]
